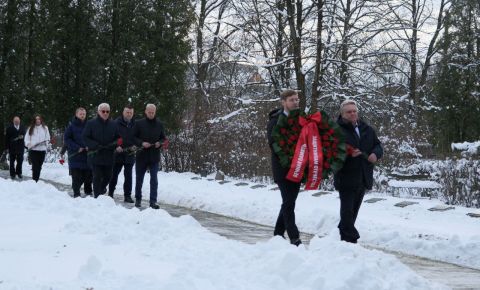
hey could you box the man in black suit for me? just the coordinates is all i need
[133,104,168,209]
[108,104,136,203]
[334,100,383,243]
[83,103,119,198]
[5,116,27,179]
[267,90,303,246]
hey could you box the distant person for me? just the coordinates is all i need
[83,103,118,198]
[108,104,136,203]
[25,114,51,182]
[133,104,168,209]
[5,116,27,179]
[64,107,92,197]
[334,100,383,243]
[267,89,302,246]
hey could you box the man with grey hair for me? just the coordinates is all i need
[5,116,26,179]
[133,103,168,209]
[334,99,383,243]
[83,103,119,198]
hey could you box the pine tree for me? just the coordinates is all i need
[430,0,480,152]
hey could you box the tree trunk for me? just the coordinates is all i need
[286,0,306,109]
[311,0,323,110]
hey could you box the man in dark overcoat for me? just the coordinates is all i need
[83,103,119,198]
[334,99,383,243]
[5,116,26,179]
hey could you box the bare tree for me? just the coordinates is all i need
[382,0,451,106]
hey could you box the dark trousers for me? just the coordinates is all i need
[274,179,301,242]
[71,168,93,197]
[135,160,159,204]
[9,152,24,177]
[338,185,366,243]
[30,150,46,182]
[92,165,113,198]
[108,162,134,196]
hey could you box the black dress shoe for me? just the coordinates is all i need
[10,175,16,179]
[124,196,134,203]
[135,199,142,208]
[17,174,22,179]
[291,238,302,246]
[150,203,160,209]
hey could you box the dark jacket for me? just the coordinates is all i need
[64,117,89,169]
[133,117,166,163]
[82,116,119,166]
[114,116,136,164]
[267,108,290,183]
[334,116,383,190]
[5,124,26,154]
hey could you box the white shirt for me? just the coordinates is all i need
[354,124,360,138]
[14,124,19,130]
[25,125,51,151]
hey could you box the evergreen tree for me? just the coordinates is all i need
[430,0,480,152]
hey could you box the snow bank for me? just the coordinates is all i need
[0,177,443,290]
[19,163,480,270]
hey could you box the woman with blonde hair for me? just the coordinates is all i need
[25,114,51,182]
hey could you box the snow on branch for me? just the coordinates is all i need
[207,109,244,124]
[451,141,480,155]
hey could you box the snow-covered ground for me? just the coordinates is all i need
[0,174,446,289]
[27,163,480,270]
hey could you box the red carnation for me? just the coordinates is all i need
[323,141,330,147]
[280,128,287,134]
[328,129,334,135]
[333,151,338,157]
[59,159,65,165]
[324,162,331,169]
[322,135,329,141]
[346,144,355,156]
[117,138,123,146]
[288,119,295,125]
[279,140,286,146]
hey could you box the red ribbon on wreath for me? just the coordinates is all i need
[286,112,324,190]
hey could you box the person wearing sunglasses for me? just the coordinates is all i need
[83,103,119,198]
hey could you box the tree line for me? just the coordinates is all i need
[0,0,194,149]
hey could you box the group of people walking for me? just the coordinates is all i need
[5,89,383,245]
[267,90,383,245]
[5,114,51,182]
[4,103,168,209]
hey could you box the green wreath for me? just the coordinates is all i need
[271,109,347,180]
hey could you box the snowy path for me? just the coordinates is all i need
[2,170,479,289]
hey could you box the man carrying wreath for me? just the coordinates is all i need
[334,100,383,243]
[267,89,303,246]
